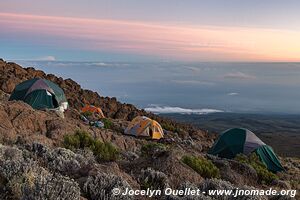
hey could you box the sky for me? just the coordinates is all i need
[1,0,300,62]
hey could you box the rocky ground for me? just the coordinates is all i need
[0,59,299,200]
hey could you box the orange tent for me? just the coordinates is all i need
[125,116,164,139]
[81,105,105,118]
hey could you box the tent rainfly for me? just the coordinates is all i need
[81,105,105,118]
[125,116,164,139]
[9,78,68,110]
[209,128,284,172]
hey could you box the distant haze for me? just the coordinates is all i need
[14,61,300,114]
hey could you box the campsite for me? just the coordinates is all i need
[0,59,299,199]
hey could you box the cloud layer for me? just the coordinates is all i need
[145,106,223,114]
[36,56,56,61]
[223,72,256,80]
[227,92,239,96]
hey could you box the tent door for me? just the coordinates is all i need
[51,95,59,107]
[149,128,153,138]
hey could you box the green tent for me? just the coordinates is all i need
[209,128,284,172]
[9,78,67,110]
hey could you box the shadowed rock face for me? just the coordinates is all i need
[0,100,82,147]
[0,59,298,200]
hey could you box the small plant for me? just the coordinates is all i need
[64,130,119,161]
[161,123,180,133]
[101,118,113,129]
[92,140,120,161]
[141,142,167,157]
[63,130,94,150]
[82,111,93,117]
[182,155,220,178]
[235,153,278,184]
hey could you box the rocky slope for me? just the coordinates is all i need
[0,59,299,200]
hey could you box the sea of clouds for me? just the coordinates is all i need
[144,105,224,115]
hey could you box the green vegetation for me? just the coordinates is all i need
[141,142,168,157]
[64,130,119,161]
[235,153,278,184]
[161,123,181,133]
[82,111,93,117]
[182,155,220,178]
[92,140,119,161]
[101,118,113,129]
[64,130,94,150]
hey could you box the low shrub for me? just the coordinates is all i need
[235,153,278,184]
[64,130,119,161]
[141,142,167,157]
[182,155,220,179]
[161,123,181,133]
[92,140,120,161]
[101,118,113,129]
[140,168,169,190]
[84,172,133,200]
[82,111,93,117]
[63,130,94,150]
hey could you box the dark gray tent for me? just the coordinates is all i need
[9,78,67,110]
[209,128,284,172]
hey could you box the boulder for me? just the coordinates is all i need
[1,77,19,93]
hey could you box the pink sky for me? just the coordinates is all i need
[1,12,300,61]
